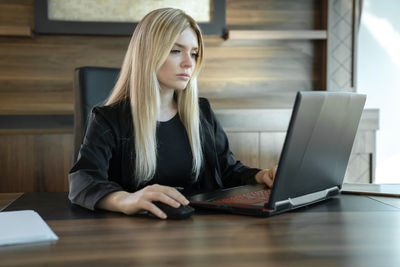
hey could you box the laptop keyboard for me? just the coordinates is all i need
[212,189,271,205]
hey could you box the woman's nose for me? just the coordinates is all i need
[181,53,194,68]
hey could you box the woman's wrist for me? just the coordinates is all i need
[97,191,130,213]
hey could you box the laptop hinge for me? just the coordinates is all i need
[274,186,340,211]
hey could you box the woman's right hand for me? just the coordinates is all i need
[96,184,189,219]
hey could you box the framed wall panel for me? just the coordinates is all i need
[34,0,226,36]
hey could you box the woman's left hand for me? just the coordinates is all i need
[255,166,277,188]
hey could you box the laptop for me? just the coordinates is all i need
[189,91,366,217]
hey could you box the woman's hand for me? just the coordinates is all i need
[255,166,277,188]
[96,184,189,219]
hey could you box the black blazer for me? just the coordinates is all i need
[68,97,260,210]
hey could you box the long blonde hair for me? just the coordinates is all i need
[106,8,204,186]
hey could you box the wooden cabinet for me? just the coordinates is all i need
[0,131,72,192]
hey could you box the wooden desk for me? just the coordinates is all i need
[1,193,400,267]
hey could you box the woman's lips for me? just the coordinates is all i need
[177,73,190,80]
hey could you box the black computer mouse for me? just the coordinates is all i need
[153,201,195,220]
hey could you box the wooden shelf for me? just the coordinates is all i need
[0,26,32,37]
[227,30,327,40]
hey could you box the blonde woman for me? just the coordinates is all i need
[69,8,276,219]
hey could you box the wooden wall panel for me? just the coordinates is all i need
[199,39,325,108]
[226,0,325,30]
[0,133,73,192]
[0,35,129,114]
[226,132,259,168]
[259,132,286,169]
[0,0,327,114]
[0,36,325,112]
[0,36,129,80]
[0,0,33,27]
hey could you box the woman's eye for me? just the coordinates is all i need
[171,49,180,54]
[191,53,199,58]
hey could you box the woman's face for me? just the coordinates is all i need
[157,27,199,91]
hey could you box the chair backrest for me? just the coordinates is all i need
[73,66,120,162]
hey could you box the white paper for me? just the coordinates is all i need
[0,210,59,246]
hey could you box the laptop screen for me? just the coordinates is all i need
[267,91,366,209]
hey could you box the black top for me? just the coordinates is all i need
[153,113,193,188]
[68,97,261,210]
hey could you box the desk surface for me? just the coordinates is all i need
[1,193,400,267]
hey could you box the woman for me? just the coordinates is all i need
[69,8,276,219]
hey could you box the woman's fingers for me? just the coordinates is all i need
[261,166,277,188]
[266,165,278,188]
[148,184,189,206]
[147,190,181,208]
[140,200,167,219]
[265,174,274,188]
[127,184,190,219]
[269,165,277,180]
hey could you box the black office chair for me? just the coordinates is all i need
[73,66,120,163]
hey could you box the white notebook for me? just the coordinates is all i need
[0,210,59,246]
